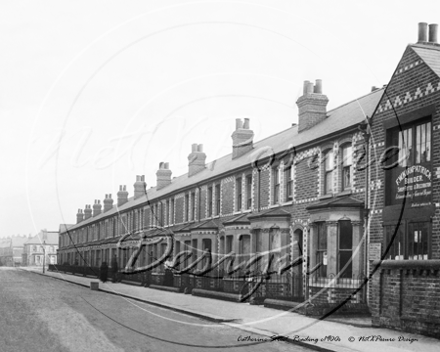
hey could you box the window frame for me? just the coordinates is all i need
[185,194,189,222]
[236,177,242,212]
[316,222,327,277]
[190,192,196,221]
[272,166,280,205]
[340,144,353,191]
[383,220,431,260]
[385,117,432,206]
[323,149,334,195]
[338,220,353,279]
[284,164,293,202]
[207,186,213,216]
[245,174,252,210]
[215,184,221,216]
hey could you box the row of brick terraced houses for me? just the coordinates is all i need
[57,23,440,338]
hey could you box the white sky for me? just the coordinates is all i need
[1,0,439,237]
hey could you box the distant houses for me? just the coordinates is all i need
[22,230,59,266]
[0,235,27,266]
[0,230,59,267]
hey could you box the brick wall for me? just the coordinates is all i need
[371,260,440,338]
[369,45,440,257]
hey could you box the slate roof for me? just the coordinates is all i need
[306,196,364,210]
[191,219,219,230]
[411,43,440,77]
[25,231,59,245]
[0,236,28,248]
[63,87,384,233]
[59,224,74,233]
[223,213,250,225]
[248,208,291,220]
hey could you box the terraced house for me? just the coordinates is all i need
[57,22,440,338]
[58,79,381,306]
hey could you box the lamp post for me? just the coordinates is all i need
[42,241,46,274]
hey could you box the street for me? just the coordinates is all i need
[0,268,312,352]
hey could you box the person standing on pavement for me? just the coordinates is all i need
[100,261,108,283]
[111,255,118,283]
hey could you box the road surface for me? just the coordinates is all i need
[0,267,314,352]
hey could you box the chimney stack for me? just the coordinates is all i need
[84,205,92,220]
[418,22,428,42]
[76,209,84,224]
[156,162,172,190]
[117,185,128,206]
[133,175,147,199]
[429,23,438,43]
[231,118,254,159]
[103,194,113,212]
[188,144,206,177]
[92,200,102,217]
[296,79,329,133]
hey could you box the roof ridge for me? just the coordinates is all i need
[327,87,385,114]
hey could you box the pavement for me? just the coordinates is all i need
[21,266,439,352]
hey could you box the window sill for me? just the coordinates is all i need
[269,204,281,208]
[337,189,352,197]
[319,194,333,200]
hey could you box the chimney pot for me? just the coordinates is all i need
[197,144,203,152]
[164,162,169,169]
[191,143,198,152]
[303,80,310,95]
[418,22,428,42]
[429,23,438,43]
[235,118,243,130]
[314,79,323,94]
[306,82,314,95]
[243,118,250,129]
